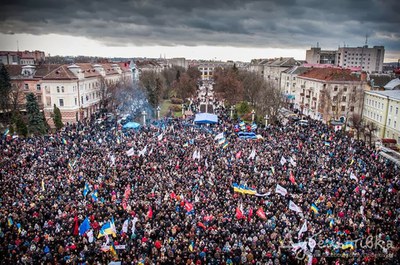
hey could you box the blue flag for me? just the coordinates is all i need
[83,183,90,197]
[79,217,91,236]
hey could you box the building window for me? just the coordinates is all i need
[394,121,397,129]
[334,86,338,91]
[343,87,347,92]
[333,96,338,102]
[390,106,392,113]
[24,84,29,90]
[37,95,42,103]
[46,97,51,106]
[332,106,336,111]
[350,106,354,112]
[61,86,64,93]
[59,99,64,107]
[396,107,398,115]
[81,96,84,104]
[75,98,77,106]
[342,96,346,102]
[57,86,60,93]
[388,119,391,126]
[36,84,41,91]
[341,106,345,111]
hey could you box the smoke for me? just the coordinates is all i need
[115,80,155,122]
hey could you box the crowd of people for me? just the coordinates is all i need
[0,110,399,265]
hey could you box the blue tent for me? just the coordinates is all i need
[123,122,141,129]
[194,113,218,124]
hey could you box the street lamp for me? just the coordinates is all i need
[142,110,147,126]
[251,109,255,122]
[264,114,269,127]
[156,106,161,120]
[181,104,185,115]
[230,105,235,119]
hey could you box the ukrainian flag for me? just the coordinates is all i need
[62,138,67,145]
[342,241,355,250]
[91,190,98,202]
[16,223,21,234]
[188,241,194,252]
[311,203,319,214]
[109,241,118,258]
[98,217,117,238]
[183,142,189,147]
[222,141,229,149]
[83,183,90,197]
[329,219,334,229]
[7,216,13,227]
[232,183,257,195]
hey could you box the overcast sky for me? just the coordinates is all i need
[0,0,399,62]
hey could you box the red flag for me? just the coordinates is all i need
[203,215,214,222]
[248,208,253,222]
[236,151,242,159]
[184,202,194,212]
[256,207,267,220]
[235,207,244,220]
[197,222,206,230]
[170,192,177,200]
[354,186,360,193]
[147,206,153,219]
[124,184,131,200]
[73,215,79,236]
[289,171,296,184]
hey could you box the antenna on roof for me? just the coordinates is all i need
[17,40,19,52]
[365,33,368,46]
[317,42,319,48]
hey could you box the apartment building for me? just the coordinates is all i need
[249,57,299,87]
[6,63,132,126]
[362,90,400,144]
[280,66,310,99]
[305,45,385,73]
[296,68,365,122]
[0,50,46,65]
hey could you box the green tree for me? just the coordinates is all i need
[13,113,28,137]
[26,93,46,135]
[53,104,64,130]
[0,64,12,116]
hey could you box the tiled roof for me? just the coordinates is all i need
[43,65,78,80]
[34,65,61,78]
[299,68,361,82]
[4,65,22,77]
[284,66,310,75]
[118,62,132,72]
[75,63,102,78]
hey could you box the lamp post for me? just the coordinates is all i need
[181,104,185,115]
[156,106,160,120]
[230,105,235,119]
[265,114,269,127]
[142,110,146,126]
[251,109,255,122]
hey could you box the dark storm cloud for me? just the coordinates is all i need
[0,0,399,52]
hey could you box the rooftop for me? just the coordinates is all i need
[367,90,400,101]
[299,68,361,82]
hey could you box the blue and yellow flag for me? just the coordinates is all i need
[329,219,334,229]
[110,241,118,258]
[311,203,319,214]
[83,183,90,197]
[91,190,98,202]
[98,218,117,238]
[342,241,355,250]
[7,217,13,227]
[62,138,67,145]
[232,183,257,195]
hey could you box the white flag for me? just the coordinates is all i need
[280,156,287,166]
[110,154,116,166]
[289,157,297,167]
[192,150,198,160]
[126,147,135,157]
[121,219,129,234]
[157,133,163,141]
[350,172,358,181]
[205,158,208,168]
[275,184,288,196]
[248,149,256,160]
[289,200,302,213]
[131,217,138,235]
[298,220,307,239]
[87,229,94,243]
[138,145,147,157]
[308,238,316,252]
[214,132,224,141]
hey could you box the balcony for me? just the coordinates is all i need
[312,97,317,101]
[301,85,305,88]
[306,95,310,98]
[300,93,304,96]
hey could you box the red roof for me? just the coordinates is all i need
[299,68,361,82]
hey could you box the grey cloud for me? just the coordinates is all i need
[0,0,399,56]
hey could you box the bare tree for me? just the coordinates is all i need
[350,113,363,140]
[364,122,378,146]
[9,81,25,114]
[255,81,285,125]
[239,70,263,106]
[213,68,243,105]
[98,75,109,110]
